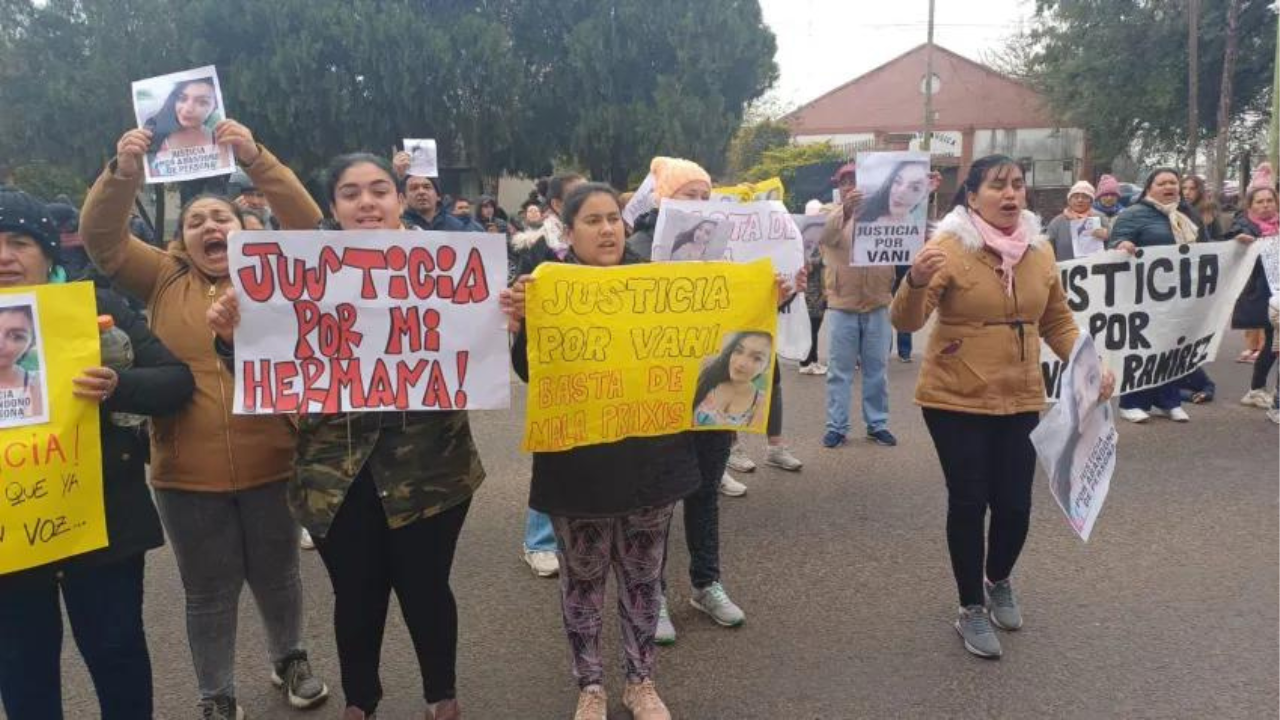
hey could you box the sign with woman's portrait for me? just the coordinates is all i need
[853,151,931,265]
[403,139,439,178]
[0,294,49,428]
[131,65,233,184]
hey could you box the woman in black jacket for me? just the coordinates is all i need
[1226,170,1278,408]
[0,188,195,720]
[503,183,699,720]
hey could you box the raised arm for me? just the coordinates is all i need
[214,121,323,230]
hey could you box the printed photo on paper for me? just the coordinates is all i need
[692,331,773,430]
[652,216,731,262]
[132,65,233,184]
[403,139,439,178]
[853,151,931,265]
[0,294,49,429]
[1071,217,1105,258]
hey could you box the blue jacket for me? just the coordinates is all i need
[1106,199,1209,249]
[402,208,468,232]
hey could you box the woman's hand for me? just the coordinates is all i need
[115,129,153,179]
[73,367,119,403]
[392,151,412,178]
[1098,367,1116,402]
[206,287,240,345]
[500,275,532,332]
[908,245,947,287]
[1114,240,1138,256]
[1091,227,1110,241]
[215,120,261,166]
[1233,233,1257,245]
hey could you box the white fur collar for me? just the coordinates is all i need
[935,206,1048,252]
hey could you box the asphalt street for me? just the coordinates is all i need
[23,348,1280,720]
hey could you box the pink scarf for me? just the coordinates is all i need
[969,210,1029,296]
[1248,211,1279,238]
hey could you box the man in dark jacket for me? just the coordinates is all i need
[402,174,467,231]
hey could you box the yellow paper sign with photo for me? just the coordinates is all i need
[711,177,785,203]
[523,259,778,452]
[0,282,106,575]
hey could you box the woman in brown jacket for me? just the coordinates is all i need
[80,122,328,719]
[892,155,1115,660]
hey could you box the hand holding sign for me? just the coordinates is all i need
[115,129,153,179]
[500,275,533,331]
[214,120,260,166]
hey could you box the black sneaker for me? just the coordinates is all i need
[198,696,244,720]
[867,429,898,446]
[271,651,329,710]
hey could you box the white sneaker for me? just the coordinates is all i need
[726,443,756,473]
[1119,408,1150,423]
[719,472,747,497]
[764,444,803,471]
[812,363,828,375]
[522,549,560,577]
[1150,407,1190,422]
[798,363,819,375]
[1268,408,1280,425]
[1241,389,1275,409]
[299,528,315,550]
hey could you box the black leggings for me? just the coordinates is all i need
[803,313,824,366]
[1252,325,1277,391]
[922,408,1039,607]
[766,361,783,437]
[313,471,471,713]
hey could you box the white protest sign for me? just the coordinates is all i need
[852,151,931,265]
[131,65,234,184]
[1259,236,1279,295]
[622,174,657,227]
[1042,241,1262,400]
[1031,334,1118,542]
[652,200,810,360]
[229,230,510,414]
[1070,217,1105,258]
[403,139,438,177]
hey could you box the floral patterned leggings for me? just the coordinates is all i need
[550,504,675,688]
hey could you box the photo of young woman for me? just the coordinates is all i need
[691,331,773,429]
[131,66,232,183]
[669,219,728,261]
[0,299,47,427]
[857,158,931,225]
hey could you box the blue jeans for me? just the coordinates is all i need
[897,331,913,360]
[524,509,557,553]
[1119,381,1181,411]
[0,555,152,720]
[825,307,891,435]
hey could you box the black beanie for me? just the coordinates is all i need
[0,189,61,266]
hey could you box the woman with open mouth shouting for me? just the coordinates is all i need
[80,120,330,720]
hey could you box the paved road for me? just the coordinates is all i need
[27,352,1280,720]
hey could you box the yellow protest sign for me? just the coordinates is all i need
[0,282,105,575]
[712,177,785,203]
[523,259,777,452]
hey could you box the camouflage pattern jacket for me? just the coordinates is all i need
[216,339,485,537]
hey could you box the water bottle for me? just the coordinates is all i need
[98,315,146,428]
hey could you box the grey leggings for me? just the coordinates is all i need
[154,481,307,700]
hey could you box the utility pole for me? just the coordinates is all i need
[1272,7,1279,173]
[923,0,935,153]
[1188,0,1199,174]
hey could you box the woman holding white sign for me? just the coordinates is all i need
[1045,180,1110,261]
[892,155,1115,660]
[207,152,485,720]
[1227,164,1278,410]
[81,122,329,719]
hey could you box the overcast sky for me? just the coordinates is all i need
[758,0,1034,109]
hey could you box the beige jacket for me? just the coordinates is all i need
[891,208,1078,416]
[819,207,895,313]
[80,147,322,492]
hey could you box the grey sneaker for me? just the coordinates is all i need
[764,444,803,471]
[727,442,756,473]
[655,596,676,645]
[954,605,1002,658]
[690,582,745,627]
[271,651,329,709]
[985,579,1023,630]
[198,697,245,720]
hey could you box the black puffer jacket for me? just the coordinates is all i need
[0,288,194,588]
[624,209,658,261]
[1227,214,1274,330]
[510,247,701,519]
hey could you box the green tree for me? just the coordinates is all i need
[741,141,843,203]
[725,119,792,181]
[1021,0,1275,164]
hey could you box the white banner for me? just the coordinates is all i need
[652,200,810,360]
[1042,241,1262,400]
[1031,335,1118,542]
[229,230,510,414]
[1259,236,1279,294]
[852,151,930,265]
